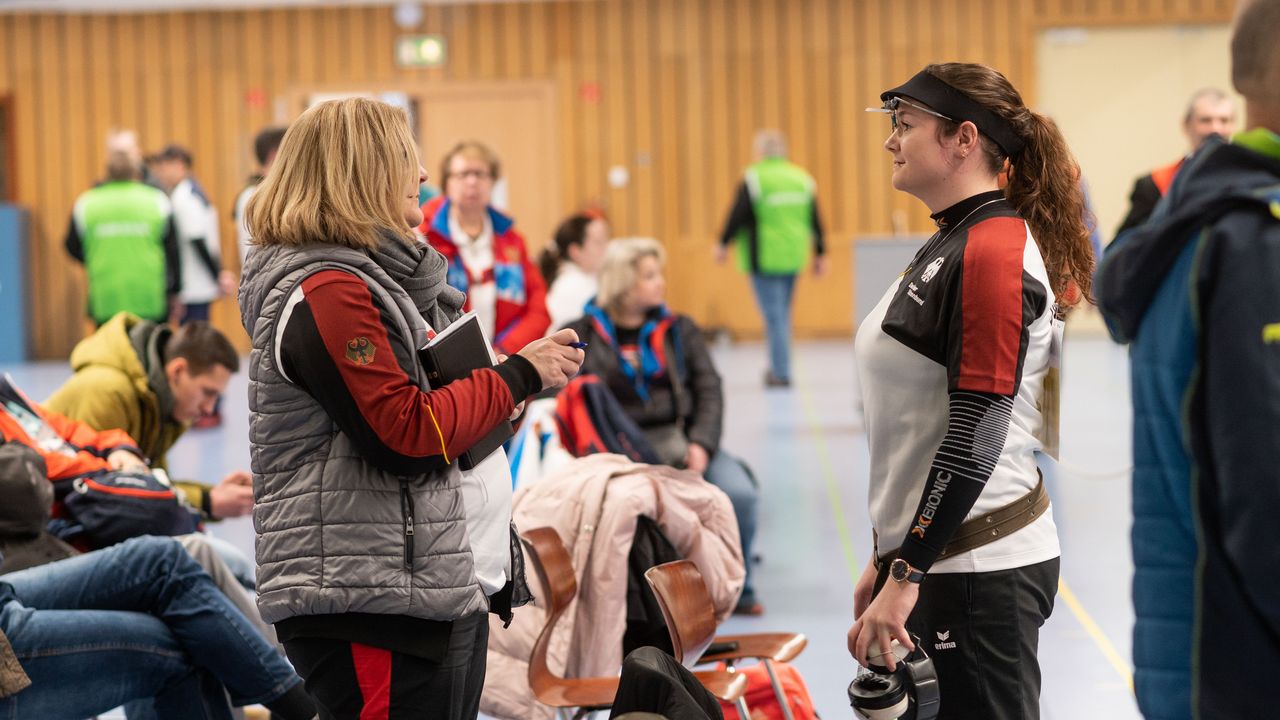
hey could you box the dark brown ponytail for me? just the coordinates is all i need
[538,213,594,285]
[927,63,1095,305]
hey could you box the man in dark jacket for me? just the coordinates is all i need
[1113,88,1237,240]
[1095,2,1280,717]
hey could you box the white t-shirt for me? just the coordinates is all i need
[427,312,512,596]
[459,448,514,596]
[853,200,1060,574]
[234,184,256,267]
[449,212,497,342]
[172,177,222,305]
[546,262,598,329]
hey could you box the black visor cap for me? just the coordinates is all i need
[880,70,1024,158]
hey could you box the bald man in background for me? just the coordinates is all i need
[1113,88,1237,239]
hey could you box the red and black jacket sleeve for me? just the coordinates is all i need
[883,214,1047,572]
[278,269,541,477]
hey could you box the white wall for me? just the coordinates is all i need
[1036,23,1238,246]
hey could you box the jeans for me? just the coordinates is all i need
[704,451,759,605]
[0,536,301,720]
[182,303,211,323]
[177,534,275,644]
[750,273,797,381]
[197,533,257,590]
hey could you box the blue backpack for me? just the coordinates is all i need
[554,374,661,463]
[59,470,201,548]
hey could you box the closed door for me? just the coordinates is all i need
[417,81,560,254]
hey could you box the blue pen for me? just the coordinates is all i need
[569,341,589,349]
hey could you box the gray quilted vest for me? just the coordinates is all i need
[239,242,486,625]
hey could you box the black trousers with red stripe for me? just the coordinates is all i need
[282,612,489,720]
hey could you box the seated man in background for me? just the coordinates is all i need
[0,535,313,719]
[0,376,275,646]
[562,238,763,615]
[44,313,255,584]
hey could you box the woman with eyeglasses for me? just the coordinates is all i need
[421,140,551,355]
[847,64,1093,719]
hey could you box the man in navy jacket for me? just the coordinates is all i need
[1096,2,1280,717]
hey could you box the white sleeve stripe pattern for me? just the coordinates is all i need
[935,390,1015,484]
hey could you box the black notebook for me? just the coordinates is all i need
[417,312,513,470]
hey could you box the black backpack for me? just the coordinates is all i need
[622,515,680,656]
[0,440,78,574]
[554,375,661,463]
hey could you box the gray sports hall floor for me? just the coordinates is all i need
[0,333,1141,719]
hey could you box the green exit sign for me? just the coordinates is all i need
[396,35,446,68]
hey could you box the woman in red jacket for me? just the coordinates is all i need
[420,141,550,355]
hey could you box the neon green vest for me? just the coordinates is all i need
[76,181,171,323]
[734,158,815,274]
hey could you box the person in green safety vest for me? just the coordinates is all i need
[716,130,826,388]
[65,141,181,327]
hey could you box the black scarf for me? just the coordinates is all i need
[369,234,466,332]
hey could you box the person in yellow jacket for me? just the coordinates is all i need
[44,312,251,522]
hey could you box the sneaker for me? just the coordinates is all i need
[763,371,791,388]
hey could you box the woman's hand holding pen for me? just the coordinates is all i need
[516,328,586,390]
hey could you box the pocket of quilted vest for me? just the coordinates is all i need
[399,480,415,572]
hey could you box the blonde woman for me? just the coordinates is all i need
[562,238,763,615]
[240,98,583,718]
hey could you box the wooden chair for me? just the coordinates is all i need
[522,527,748,720]
[645,560,807,720]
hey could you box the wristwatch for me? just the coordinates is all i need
[889,558,925,584]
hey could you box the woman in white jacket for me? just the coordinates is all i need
[540,213,609,329]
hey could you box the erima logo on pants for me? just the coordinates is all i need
[935,630,956,650]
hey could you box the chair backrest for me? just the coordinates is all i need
[643,559,718,667]
[522,526,578,694]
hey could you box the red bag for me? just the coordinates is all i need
[720,661,818,720]
[553,375,660,463]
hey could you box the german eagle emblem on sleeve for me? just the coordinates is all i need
[345,337,376,365]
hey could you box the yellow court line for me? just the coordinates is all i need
[1058,577,1134,692]
[793,364,862,583]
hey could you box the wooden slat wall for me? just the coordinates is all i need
[0,0,1232,359]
